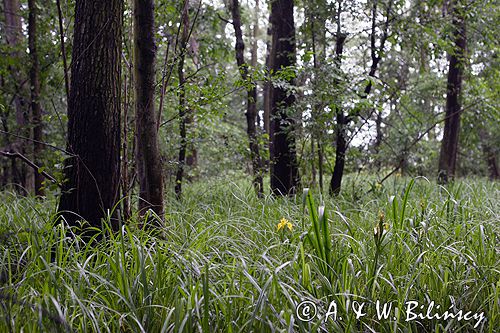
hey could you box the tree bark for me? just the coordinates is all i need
[438,1,466,184]
[28,0,44,196]
[269,0,299,196]
[121,62,131,222]
[58,0,123,232]
[134,0,164,220]
[230,0,264,197]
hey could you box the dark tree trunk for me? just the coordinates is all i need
[329,0,392,195]
[58,0,123,232]
[230,0,264,197]
[438,1,466,184]
[330,107,347,195]
[121,63,131,222]
[134,0,164,219]
[28,0,44,196]
[269,0,299,196]
[175,0,190,199]
[329,31,347,196]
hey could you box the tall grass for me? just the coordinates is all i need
[0,175,498,332]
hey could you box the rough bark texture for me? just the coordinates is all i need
[121,64,131,222]
[28,0,44,196]
[58,0,123,231]
[231,0,264,197]
[438,1,466,184]
[269,0,299,196]
[134,0,164,219]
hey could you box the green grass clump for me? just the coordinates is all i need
[0,176,498,332]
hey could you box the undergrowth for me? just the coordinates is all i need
[0,175,498,332]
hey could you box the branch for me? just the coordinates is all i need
[0,150,58,184]
[369,100,482,190]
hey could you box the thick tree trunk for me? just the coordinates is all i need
[28,0,44,196]
[269,0,299,196]
[438,2,466,184]
[134,0,164,219]
[58,0,123,232]
[230,0,264,197]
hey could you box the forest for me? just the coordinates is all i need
[0,0,498,332]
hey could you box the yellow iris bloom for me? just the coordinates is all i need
[277,218,293,231]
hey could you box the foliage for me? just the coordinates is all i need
[0,176,498,332]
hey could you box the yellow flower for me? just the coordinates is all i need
[277,218,293,232]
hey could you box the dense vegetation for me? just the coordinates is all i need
[0,0,498,332]
[0,176,499,331]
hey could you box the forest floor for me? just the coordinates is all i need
[0,174,498,332]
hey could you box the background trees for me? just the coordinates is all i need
[0,0,498,222]
[134,0,165,218]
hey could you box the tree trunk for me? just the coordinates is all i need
[329,0,392,195]
[330,107,347,195]
[121,63,131,222]
[329,30,347,196]
[3,0,33,194]
[478,127,498,180]
[309,3,327,193]
[438,1,466,184]
[175,0,190,199]
[134,0,164,220]
[28,0,44,196]
[269,0,299,196]
[230,0,264,197]
[56,0,70,101]
[262,12,272,170]
[58,0,123,232]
